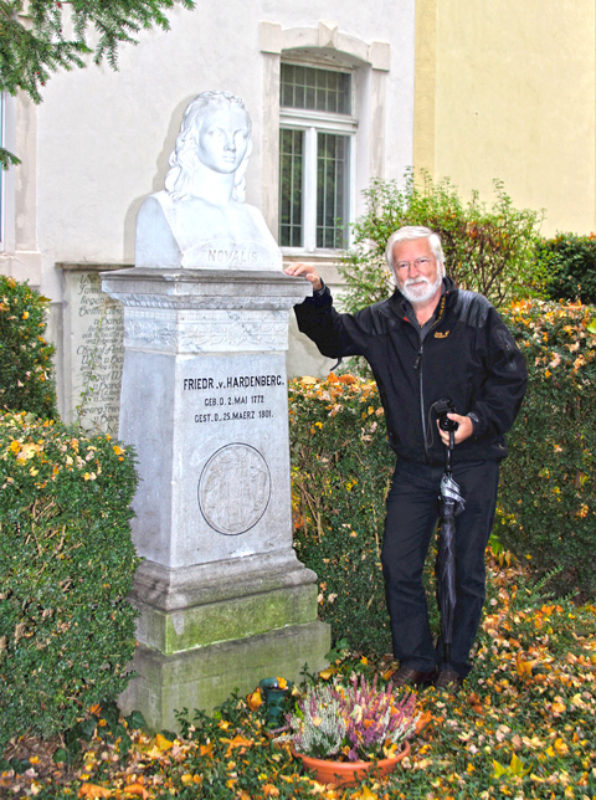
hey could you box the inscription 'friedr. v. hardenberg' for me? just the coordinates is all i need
[185,372,282,426]
[183,374,284,391]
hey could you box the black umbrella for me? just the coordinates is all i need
[435,416,466,668]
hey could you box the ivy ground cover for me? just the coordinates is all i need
[2,554,594,800]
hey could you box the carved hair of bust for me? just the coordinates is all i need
[164,90,252,203]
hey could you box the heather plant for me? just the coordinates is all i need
[0,410,139,747]
[282,673,418,761]
[0,275,57,419]
[285,684,345,759]
[339,171,546,313]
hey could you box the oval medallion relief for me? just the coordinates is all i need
[198,443,271,535]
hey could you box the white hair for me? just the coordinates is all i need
[164,90,252,201]
[385,226,446,278]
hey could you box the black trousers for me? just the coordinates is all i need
[381,458,499,677]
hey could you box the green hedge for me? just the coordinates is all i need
[289,375,394,656]
[289,301,595,653]
[0,275,57,419]
[0,412,139,747]
[498,300,595,599]
[537,233,596,304]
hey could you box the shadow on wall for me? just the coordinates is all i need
[122,93,196,262]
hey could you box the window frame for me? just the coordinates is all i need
[0,93,5,247]
[279,63,358,256]
[0,91,18,255]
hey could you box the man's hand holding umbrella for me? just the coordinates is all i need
[437,413,474,447]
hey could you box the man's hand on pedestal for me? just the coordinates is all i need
[284,263,323,292]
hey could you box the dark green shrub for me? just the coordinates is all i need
[0,411,139,747]
[0,275,57,419]
[339,171,547,312]
[537,233,596,304]
[498,300,595,599]
[289,375,394,656]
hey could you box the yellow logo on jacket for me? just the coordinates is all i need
[434,330,450,338]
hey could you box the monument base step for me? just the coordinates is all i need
[118,620,330,732]
[131,554,324,654]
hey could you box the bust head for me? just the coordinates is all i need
[136,90,281,270]
[164,91,252,202]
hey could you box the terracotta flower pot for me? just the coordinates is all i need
[294,740,410,788]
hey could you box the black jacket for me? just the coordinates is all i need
[294,278,527,465]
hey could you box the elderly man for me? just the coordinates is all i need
[285,226,527,688]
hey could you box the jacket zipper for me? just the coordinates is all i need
[414,342,427,459]
[412,299,447,461]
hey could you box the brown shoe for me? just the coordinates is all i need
[393,665,436,688]
[435,667,463,690]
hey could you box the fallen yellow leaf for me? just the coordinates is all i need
[155,732,173,751]
[554,738,569,756]
[223,734,253,755]
[78,784,112,799]
[515,653,536,677]
[352,787,379,800]
[415,711,432,734]
[246,688,263,710]
[123,782,150,799]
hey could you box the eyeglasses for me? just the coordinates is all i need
[394,257,433,272]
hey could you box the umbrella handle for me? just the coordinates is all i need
[445,430,455,473]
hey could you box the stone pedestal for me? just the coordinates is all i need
[101,268,330,731]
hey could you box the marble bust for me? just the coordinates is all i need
[135,91,282,270]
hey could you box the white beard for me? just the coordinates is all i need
[400,273,443,305]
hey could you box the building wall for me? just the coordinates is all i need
[415,0,596,236]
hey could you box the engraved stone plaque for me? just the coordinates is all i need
[62,267,124,435]
[198,443,271,535]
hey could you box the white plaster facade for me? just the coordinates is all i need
[0,3,416,420]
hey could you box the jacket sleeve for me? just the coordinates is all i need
[293,285,372,359]
[468,307,527,439]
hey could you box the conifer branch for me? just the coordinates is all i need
[0,0,195,165]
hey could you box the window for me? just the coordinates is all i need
[279,64,356,252]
